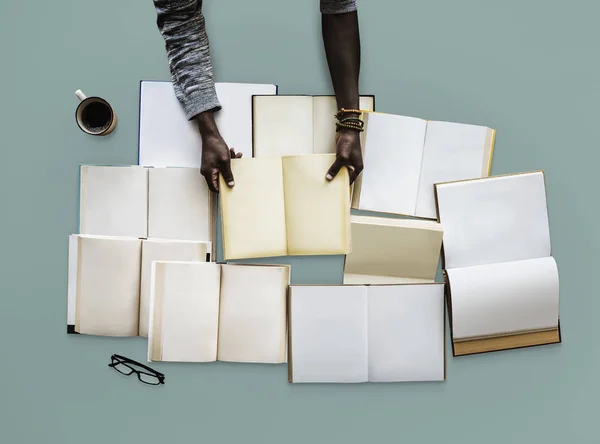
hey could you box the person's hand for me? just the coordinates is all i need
[200,133,242,192]
[195,110,242,193]
[326,128,363,185]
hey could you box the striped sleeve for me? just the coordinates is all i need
[153,0,221,120]
[320,0,357,14]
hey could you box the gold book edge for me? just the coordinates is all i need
[453,327,561,356]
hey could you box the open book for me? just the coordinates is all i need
[352,112,495,219]
[148,262,289,363]
[219,154,351,260]
[67,235,210,336]
[79,165,216,252]
[434,171,560,356]
[252,95,375,157]
[344,215,443,284]
[138,81,277,166]
[288,284,445,383]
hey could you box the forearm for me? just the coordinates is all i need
[153,0,220,120]
[321,1,360,112]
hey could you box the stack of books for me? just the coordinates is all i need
[65,81,560,383]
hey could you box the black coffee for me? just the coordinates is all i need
[81,101,112,132]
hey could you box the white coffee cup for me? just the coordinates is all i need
[75,89,117,136]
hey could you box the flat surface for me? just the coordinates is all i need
[0,0,594,442]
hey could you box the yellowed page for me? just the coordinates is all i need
[75,235,142,336]
[253,96,314,157]
[282,154,351,255]
[219,157,287,260]
[344,215,443,282]
[148,261,221,362]
[139,239,209,337]
[217,264,289,363]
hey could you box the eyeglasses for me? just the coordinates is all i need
[108,354,165,385]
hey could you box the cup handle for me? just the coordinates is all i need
[75,90,87,101]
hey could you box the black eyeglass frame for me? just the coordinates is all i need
[108,354,165,385]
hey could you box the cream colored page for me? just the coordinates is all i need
[79,166,148,238]
[147,261,164,362]
[67,234,78,326]
[76,236,141,336]
[312,96,375,154]
[343,274,434,285]
[139,239,209,337]
[368,284,445,382]
[356,113,427,216]
[436,172,551,269]
[217,265,289,363]
[415,121,490,219]
[282,154,351,255]
[290,285,368,383]
[253,96,314,157]
[158,262,221,362]
[344,216,443,281]
[148,167,212,242]
[448,257,559,341]
[219,157,288,260]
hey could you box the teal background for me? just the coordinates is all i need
[0,0,596,442]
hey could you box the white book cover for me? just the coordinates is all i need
[138,81,278,167]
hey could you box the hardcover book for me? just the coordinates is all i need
[352,112,495,219]
[148,262,290,364]
[219,154,351,260]
[434,171,560,356]
[288,283,445,383]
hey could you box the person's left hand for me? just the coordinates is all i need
[326,128,363,185]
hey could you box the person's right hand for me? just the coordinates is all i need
[200,133,242,192]
[196,110,241,193]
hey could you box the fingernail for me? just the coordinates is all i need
[227,181,235,187]
[326,174,333,180]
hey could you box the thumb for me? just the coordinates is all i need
[220,159,235,187]
[326,156,346,181]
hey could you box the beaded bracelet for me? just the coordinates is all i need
[334,108,364,120]
[336,121,364,132]
[335,110,365,132]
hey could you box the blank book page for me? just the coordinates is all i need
[79,166,148,238]
[283,154,351,255]
[356,113,427,216]
[219,157,288,259]
[447,257,559,341]
[290,285,368,383]
[76,236,141,336]
[155,262,221,362]
[139,239,209,337]
[147,167,212,242]
[415,121,490,219]
[367,284,445,382]
[436,172,552,269]
[253,96,314,157]
[217,265,289,363]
